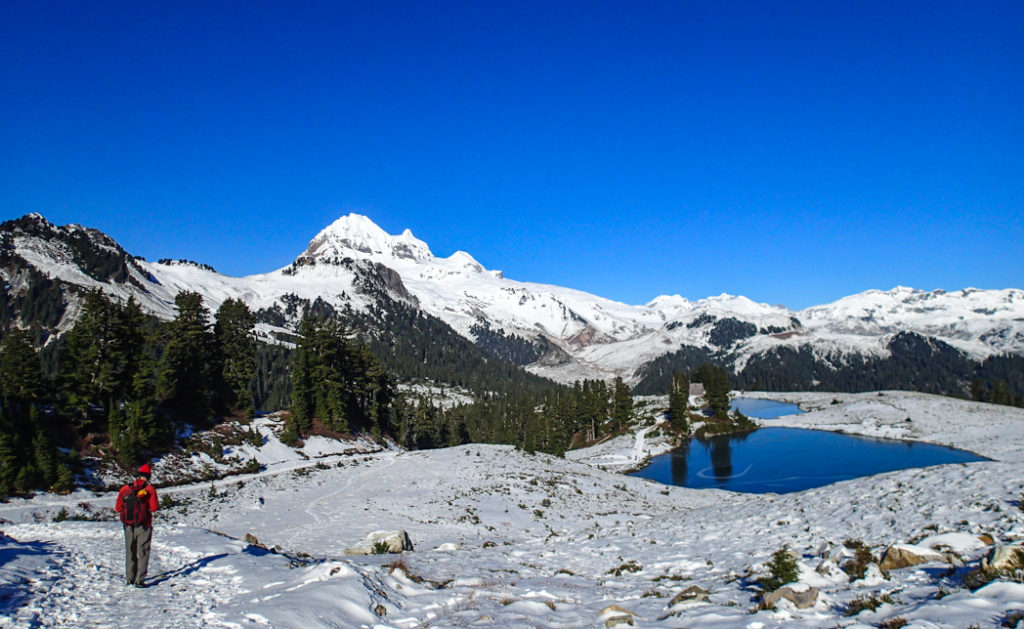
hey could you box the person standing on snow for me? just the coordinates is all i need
[115,464,159,587]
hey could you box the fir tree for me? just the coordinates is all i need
[157,292,216,424]
[695,363,731,418]
[0,328,46,405]
[668,371,690,432]
[214,298,257,417]
[0,427,16,496]
[32,414,59,490]
[611,377,633,433]
[59,289,114,432]
[970,378,986,402]
[289,314,394,437]
[107,296,148,409]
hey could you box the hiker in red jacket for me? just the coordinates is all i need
[115,464,159,587]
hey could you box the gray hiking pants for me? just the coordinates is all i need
[123,524,153,585]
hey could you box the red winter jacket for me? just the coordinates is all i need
[115,478,159,527]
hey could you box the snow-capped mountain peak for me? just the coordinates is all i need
[300,213,434,264]
[644,294,691,309]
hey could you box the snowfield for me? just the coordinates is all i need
[4,392,1024,628]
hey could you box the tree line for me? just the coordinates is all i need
[0,289,257,496]
[386,376,636,456]
[4,287,745,498]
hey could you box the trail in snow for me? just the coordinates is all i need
[2,522,247,629]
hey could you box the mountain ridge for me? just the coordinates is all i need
[2,212,1022,393]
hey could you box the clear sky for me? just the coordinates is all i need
[1,1,1021,310]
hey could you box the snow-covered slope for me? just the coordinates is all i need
[281,214,1024,382]
[3,392,1024,628]
[3,212,1023,385]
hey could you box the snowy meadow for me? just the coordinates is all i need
[3,391,1024,628]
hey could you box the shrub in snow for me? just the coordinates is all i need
[841,538,877,579]
[758,546,799,592]
[844,591,896,616]
[607,560,642,577]
[345,530,414,555]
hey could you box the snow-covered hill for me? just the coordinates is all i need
[3,212,1023,385]
[3,392,1024,627]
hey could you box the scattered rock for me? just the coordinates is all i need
[344,530,415,555]
[979,534,996,546]
[761,584,819,609]
[599,604,635,617]
[983,545,1024,572]
[244,532,261,547]
[669,585,710,607]
[598,604,638,627]
[879,544,946,572]
[373,604,386,616]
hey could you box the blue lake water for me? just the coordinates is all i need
[629,428,988,494]
[730,397,803,419]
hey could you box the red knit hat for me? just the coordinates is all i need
[138,464,152,477]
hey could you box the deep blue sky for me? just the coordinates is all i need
[2,1,1021,309]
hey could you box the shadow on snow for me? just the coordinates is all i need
[147,553,229,587]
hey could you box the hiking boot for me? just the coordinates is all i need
[133,581,147,588]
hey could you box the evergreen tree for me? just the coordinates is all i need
[611,377,633,433]
[214,298,257,417]
[0,328,46,405]
[59,289,114,432]
[32,414,59,490]
[668,371,690,432]
[993,380,1012,406]
[970,378,986,402]
[290,330,314,436]
[289,314,394,437]
[157,292,216,424]
[0,426,16,496]
[0,333,46,496]
[107,296,148,409]
[695,363,731,419]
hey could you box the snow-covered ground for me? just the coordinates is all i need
[740,390,1024,461]
[4,392,1024,628]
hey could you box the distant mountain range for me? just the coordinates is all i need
[2,212,1022,397]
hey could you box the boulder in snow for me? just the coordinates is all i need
[668,584,709,607]
[983,544,1024,573]
[598,604,638,627]
[344,530,414,555]
[761,584,819,609]
[879,544,947,572]
[244,532,272,552]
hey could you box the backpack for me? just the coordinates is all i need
[121,485,150,525]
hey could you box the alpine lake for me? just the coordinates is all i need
[628,398,988,494]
